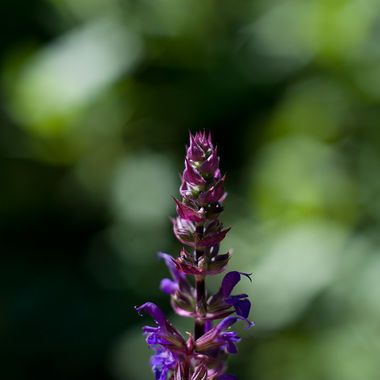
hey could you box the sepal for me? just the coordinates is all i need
[199,148,219,173]
[174,249,232,276]
[174,198,205,223]
[191,365,208,380]
[183,159,206,186]
[198,177,226,204]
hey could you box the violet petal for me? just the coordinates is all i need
[135,302,167,327]
[160,278,178,295]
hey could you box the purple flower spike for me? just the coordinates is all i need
[136,132,254,379]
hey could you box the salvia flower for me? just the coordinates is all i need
[136,132,254,379]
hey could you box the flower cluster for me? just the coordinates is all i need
[136,132,253,380]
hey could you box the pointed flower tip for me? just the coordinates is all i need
[191,130,214,149]
[157,251,166,259]
[240,272,253,283]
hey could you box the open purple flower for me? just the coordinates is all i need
[135,302,186,354]
[195,316,246,355]
[207,272,253,322]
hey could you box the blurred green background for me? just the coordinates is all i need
[1,0,380,379]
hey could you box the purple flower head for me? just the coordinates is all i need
[136,132,254,379]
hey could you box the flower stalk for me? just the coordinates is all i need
[136,131,253,380]
[195,223,206,339]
